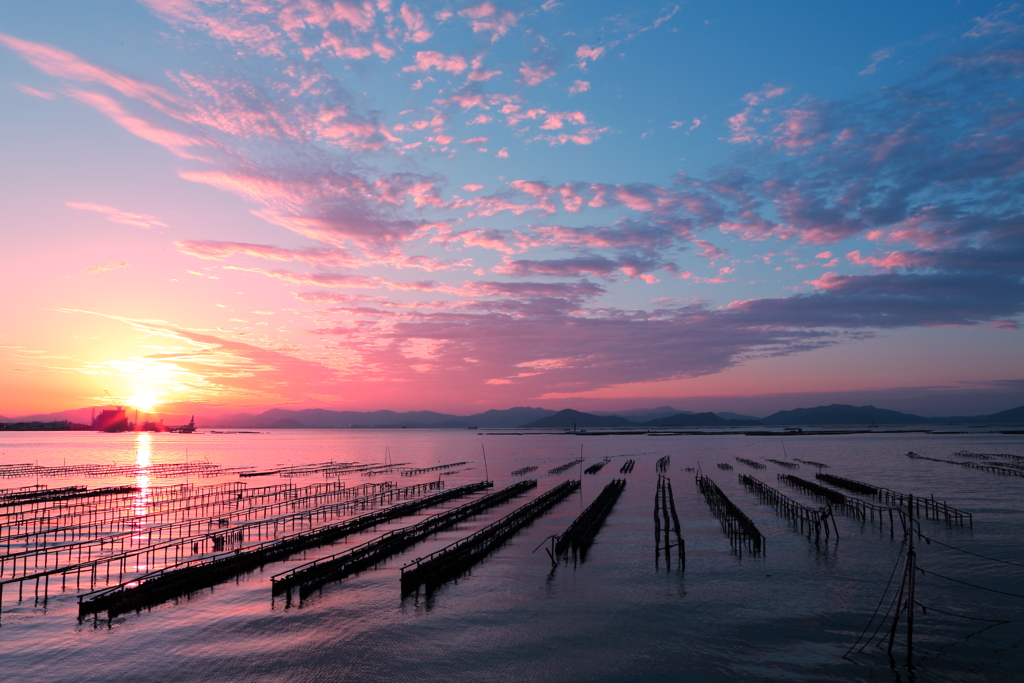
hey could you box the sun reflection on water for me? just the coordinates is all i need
[133,433,152,561]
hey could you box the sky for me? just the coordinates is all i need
[2,0,1023,418]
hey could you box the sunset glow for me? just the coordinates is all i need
[1,1,1022,418]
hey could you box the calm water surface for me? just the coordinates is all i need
[1,429,1023,682]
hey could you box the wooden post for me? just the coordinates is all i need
[906,494,916,668]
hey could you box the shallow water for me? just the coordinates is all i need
[2,429,1024,682]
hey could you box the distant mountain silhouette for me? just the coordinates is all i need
[716,411,761,422]
[761,404,927,426]
[8,402,1023,429]
[464,407,557,427]
[519,409,637,429]
[203,406,558,429]
[518,409,762,429]
[591,406,689,420]
[931,404,1024,424]
[267,418,306,429]
[976,404,1024,423]
[641,412,763,427]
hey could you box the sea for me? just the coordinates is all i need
[1,428,1023,683]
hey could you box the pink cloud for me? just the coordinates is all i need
[773,109,825,151]
[539,111,586,130]
[575,44,605,68]
[373,41,396,60]
[519,63,555,86]
[86,261,128,274]
[559,185,584,212]
[815,251,833,259]
[67,202,168,229]
[614,186,655,212]
[568,80,590,95]
[176,240,359,268]
[458,2,517,42]
[846,250,928,270]
[320,31,373,59]
[692,239,727,261]
[804,271,846,290]
[463,136,489,144]
[452,228,524,254]
[532,126,608,146]
[14,83,55,99]
[468,55,502,81]
[0,33,181,115]
[727,110,757,144]
[497,147,509,158]
[400,4,432,43]
[403,51,468,74]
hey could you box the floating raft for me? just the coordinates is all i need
[904,450,1024,478]
[696,473,764,553]
[777,474,896,534]
[401,461,468,476]
[619,459,635,474]
[735,457,766,470]
[510,466,538,477]
[584,457,611,475]
[0,462,221,480]
[765,459,799,469]
[553,479,626,562]
[272,480,539,598]
[77,481,488,618]
[793,459,830,469]
[0,481,405,617]
[815,473,971,528]
[400,479,580,592]
[0,485,138,508]
[548,458,584,475]
[953,450,1024,463]
[739,474,837,539]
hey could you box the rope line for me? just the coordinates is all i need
[914,601,1014,624]
[919,534,1024,568]
[844,542,906,657]
[918,567,1024,599]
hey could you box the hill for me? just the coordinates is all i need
[641,412,763,427]
[762,404,927,426]
[519,409,637,429]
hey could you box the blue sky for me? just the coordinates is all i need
[1,1,1022,416]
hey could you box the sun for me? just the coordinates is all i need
[129,392,160,412]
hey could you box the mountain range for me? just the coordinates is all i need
[4,403,1023,429]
